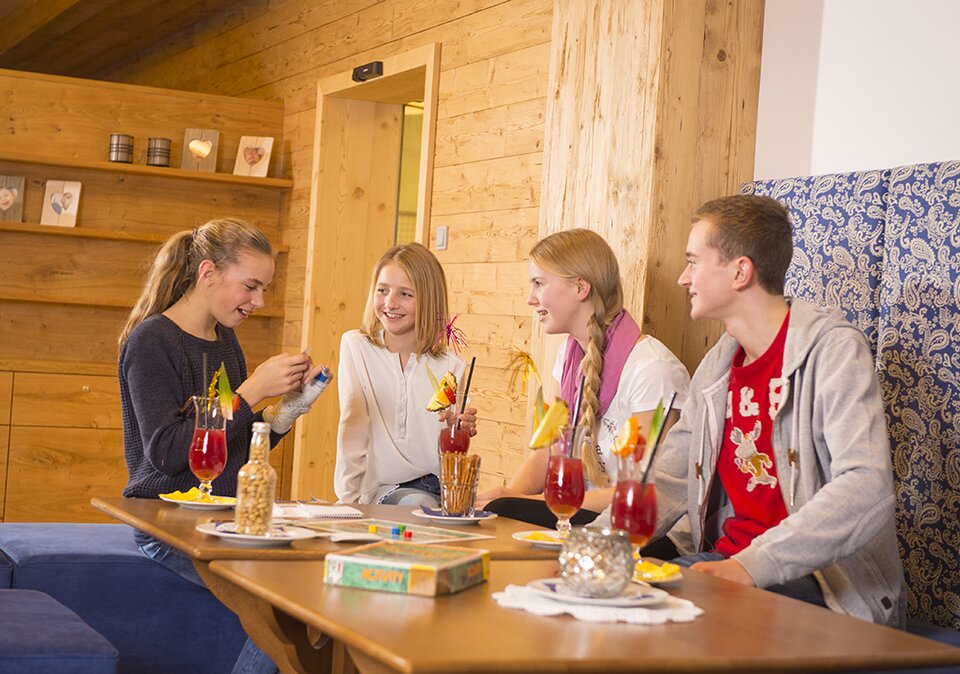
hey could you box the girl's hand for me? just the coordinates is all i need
[439,407,478,436]
[237,353,311,407]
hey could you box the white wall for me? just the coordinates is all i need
[755,0,960,179]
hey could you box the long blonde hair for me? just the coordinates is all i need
[119,218,273,346]
[531,229,624,485]
[360,243,449,357]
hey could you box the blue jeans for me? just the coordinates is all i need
[137,534,278,674]
[673,551,827,608]
[378,474,441,508]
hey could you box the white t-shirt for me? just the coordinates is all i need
[335,330,465,504]
[553,336,690,485]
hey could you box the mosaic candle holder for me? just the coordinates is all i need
[558,527,634,598]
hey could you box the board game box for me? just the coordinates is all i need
[323,540,490,596]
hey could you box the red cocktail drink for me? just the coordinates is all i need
[439,426,471,454]
[544,455,585,518]
[611,479,656,549]
[188,428,227,482]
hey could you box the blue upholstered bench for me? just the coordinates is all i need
[0,589,118,674]
[0,523,247,674]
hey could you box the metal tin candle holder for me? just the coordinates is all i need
[108,134,134,163]
[146,137,172,167]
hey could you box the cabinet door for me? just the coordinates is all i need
[0,426,8,520]
[6,427,125,522]
[12,373,121,429]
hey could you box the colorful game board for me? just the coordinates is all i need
[302,518,494,544]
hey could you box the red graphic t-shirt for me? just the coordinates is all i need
[714,312,790,558]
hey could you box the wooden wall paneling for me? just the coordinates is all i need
[430,208,540,265]
[12,373,121,429]
[432,154,543,217]
[0,69,284,176]
[438,42,551,120]
[0,371,10,518]
[0,234,150,308]
[0,302,126,365]
[433,98,545,169]
[0,425,7,519]
[0,372,12,425]
[445,261,531,317]
[538,0,763,377]
[5,427,125,522]
[678,0,764,369]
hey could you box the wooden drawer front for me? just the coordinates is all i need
[0,372,11,424]
[6,427,125,523]
[13,373,121,429]
[0,426,8,519]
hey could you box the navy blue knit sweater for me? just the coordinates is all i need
[119,314,279,498]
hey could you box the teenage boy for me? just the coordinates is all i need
[653,194,903,625]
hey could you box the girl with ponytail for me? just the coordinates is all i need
[477,229,689,530]
[119,218,328,674]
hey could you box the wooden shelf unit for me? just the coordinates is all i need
[0,150,294,189]
[0,68,290,523]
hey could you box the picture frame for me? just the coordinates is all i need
[181,128,220,172]
[0,175,25,223]
[40,180,82,227]
[233,136,274,178]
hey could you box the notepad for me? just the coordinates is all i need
[272,502,363,520]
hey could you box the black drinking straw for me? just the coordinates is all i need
[639,390,677,484]
[455,356,477,431]
[570,374,586,427]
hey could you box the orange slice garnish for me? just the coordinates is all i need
[612,416,640,457]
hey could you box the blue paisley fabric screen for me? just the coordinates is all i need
[742,161,960,631]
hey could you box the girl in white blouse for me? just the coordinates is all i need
[335,243,477,506]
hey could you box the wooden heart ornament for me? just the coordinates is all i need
[51,191,73,214]
[188,139,213,160]
[243,146,265,166]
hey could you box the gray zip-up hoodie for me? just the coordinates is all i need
[654,299,904,626]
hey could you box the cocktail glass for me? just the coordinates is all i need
[610,453,657,559]
[543,425,587,539]
[187,395,228,501]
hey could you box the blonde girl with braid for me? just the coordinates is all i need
[476,229,689,531]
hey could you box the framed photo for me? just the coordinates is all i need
[233,136,274,178]
[0,175,25,222]
[181,128,220,172]
[40,180,82,227]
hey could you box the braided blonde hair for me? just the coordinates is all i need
[530,229,624,486]
[119,218,273,346]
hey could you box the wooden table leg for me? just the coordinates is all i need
[195,561,331,674]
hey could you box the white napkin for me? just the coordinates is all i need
[492,584,703,624]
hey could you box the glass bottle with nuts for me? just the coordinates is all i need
[234,422,276,535]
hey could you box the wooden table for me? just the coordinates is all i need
[209,557,960,674]
[91,497,557,561]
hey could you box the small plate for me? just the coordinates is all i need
[411,508,498,525]
[511,530,564,549]
[160,493,236,510]
[527,578,669,607]
[195,521,316,546]
[633,570,683,585]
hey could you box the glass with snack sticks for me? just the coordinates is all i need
[187,395,228,501]
[543,425,587,539]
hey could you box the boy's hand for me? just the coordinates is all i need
[690,558,755,586]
